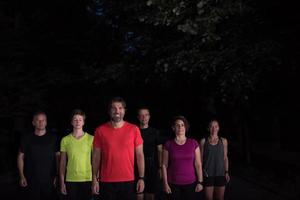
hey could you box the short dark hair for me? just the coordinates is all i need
[108,97,126,111]
[137,106,150,114]
[33,110,47,119]
[172,115,190,132]
[70,109,86,121]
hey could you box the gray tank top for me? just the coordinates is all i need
[203,137,225,177]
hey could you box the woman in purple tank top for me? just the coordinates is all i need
[162,116,203,200]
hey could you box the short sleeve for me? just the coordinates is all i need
[163,140,171,152]
[155,129,164,146]
[53,134,60,153]
[93,128,102,149]
[19,133,27,153]
[89,134,94,150]
[60,136,67,152]
[192,139,199,150]
[134,126,143,147]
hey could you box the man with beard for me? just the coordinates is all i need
[92,97,145,200]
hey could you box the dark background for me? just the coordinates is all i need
[0,0,299,199]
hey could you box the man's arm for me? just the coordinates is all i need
[157,144,163,178]
[54,151,60,187]
[55,152,60,173]
[59,152,67,195]
[17,151,27,187]
[135,144,145,193]
[162,148,171,194]
[92,147,101,195]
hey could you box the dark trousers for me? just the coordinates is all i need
[24,180,54,200]
[166,182,196,200]
[65,181,92,200]
[97,181,135,200]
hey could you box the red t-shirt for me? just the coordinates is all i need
[93,121,143,182]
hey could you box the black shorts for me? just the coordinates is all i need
[204,176,226,187]
[100,181,135,200]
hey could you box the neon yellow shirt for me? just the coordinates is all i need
[60,133,93,182]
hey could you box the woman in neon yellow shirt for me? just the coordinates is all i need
[59,109,93,200]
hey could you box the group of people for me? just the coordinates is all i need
[17,97,230,200]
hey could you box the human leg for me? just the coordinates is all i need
[169,184,181,200]
[65,182,79,200]
[204,187,214,200]
[213,176,226,200]
[144,159,159,200]
[203,176,215,200]
[27,182,40,200]
[144,193,155,200]
[119,181,135,200]
[214,186,225,200]
[40,181,54,200]
[136,193,144,200]
[100,182,117,200]
[181,183,196,200]
[78,182,92,200]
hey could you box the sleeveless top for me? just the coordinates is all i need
[202,137,225,177]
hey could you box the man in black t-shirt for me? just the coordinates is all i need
[17,111,60,200]
[137,107,163,200]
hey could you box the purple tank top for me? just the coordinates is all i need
[164,138,199,185]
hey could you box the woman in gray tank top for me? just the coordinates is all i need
[200,120,230,200]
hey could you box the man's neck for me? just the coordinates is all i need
[140,124,149,129]
[72,129,84,139]
[110,120,125,128]
[34,129,46,136]
[72,129,84,136]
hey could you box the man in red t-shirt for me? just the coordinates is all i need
[92,97,145,200]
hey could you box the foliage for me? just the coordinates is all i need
[83,0,282,104]
[0,0,283,116]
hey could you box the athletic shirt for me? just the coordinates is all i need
[164,138,199,185]
[202,137,225,177]
[93,121,143,182]
[60,133,94,182]
[139,127,163,178]
[20,132,59,182]
[140,127,162,159]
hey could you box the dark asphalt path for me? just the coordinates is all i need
[0,172,291,200]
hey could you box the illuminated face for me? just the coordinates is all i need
[71,114,85,129]
[138,109,150,126]
[173,119,186,136]
[32,114,47,131]
[209,121,219,135]
[109,102,125,122]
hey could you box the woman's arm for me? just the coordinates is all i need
[223,138,230,182]
[194,147,203,192]
[199,138,205,162]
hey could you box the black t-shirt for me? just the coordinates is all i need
[140,127,163,159]
[20,132,59,182]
